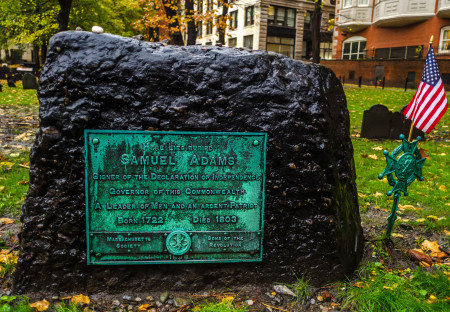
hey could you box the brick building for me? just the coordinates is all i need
[195,0,336,60]
[323,0,450,88]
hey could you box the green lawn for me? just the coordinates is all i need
[347,86,449,230]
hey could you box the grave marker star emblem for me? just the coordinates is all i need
[378,135,426,236]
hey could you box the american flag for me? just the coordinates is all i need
[402,46,448,134]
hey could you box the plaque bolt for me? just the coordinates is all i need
[90,234,93,237]
[128,249,131,253]
[92,138,99,145]
[90,250,94,253]
[253,140,260,146]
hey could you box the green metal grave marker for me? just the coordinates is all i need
[85,130,267,264]
[378,134,425,237]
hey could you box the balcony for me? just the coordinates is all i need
[437,0,450,18]
[337,7,372,33]
[373,0,434,27]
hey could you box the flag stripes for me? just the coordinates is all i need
[401,46,448,134]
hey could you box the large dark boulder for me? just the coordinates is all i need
[13,31,363,294]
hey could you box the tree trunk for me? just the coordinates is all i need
[163,0,184,45]
[57,0,73,31]
[41,44,48,67]
[311,0,322,64]
[33,45,40,69]
[218,0,228,44]
[185,0,196,45]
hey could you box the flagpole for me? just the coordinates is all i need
[408,35,434,141]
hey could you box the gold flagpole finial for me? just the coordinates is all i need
[430,35,434,45]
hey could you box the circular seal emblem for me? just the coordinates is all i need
[166,231,191,255]
[395,153,416,181]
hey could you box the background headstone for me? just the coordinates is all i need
[361,104,425,139]
[0,67,9,79]
[6,73,15,87]
[22,73,38,89]
[360,104,391,139]
[13,31,363,294]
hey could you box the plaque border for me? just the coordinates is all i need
[84,130,267,265]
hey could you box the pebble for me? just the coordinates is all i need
[5,291,10,296]
[311,298,316,304]
[134,297,142,302]
[160,291,169,303]
[245,299,254,306]
[123,295,132,301]
[273,284,296,297]
[127,305,133,311]
[155,301,163,307]
[173,297,190,307]
[92,26,104,34]
[112,300,120,306]
[167,299,174,305]
[51,296,58,300]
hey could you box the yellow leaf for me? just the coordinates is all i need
[416,218,426,223]
[372,146,383,151]
[222,296,234,303]
[420,240,441,253]
[374,192,383,197]
[0,186,5,192]
[71,294,90,305]
[429,295,437,301]
[0,218,14,225]
[138,304,150,311]
[368,154,378,160]
[391,233,404,238]
[0,161,14,168]
[444,230,450,236]
[426,215,438,222]
[30,299,50,311]
[358,193,367,198]
[383,286,393,290]
[439,185,446,191]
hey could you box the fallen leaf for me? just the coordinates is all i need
[426,215,438,222]
[419,147,430,159]
[317,295,323,302]
[30,299,50,311]
[415,218,426,223]
[439,185,446,191]
[368,154,378,160]
[17,180,29,185]
[383,286,393,290]
[421,240,441,253]
[406,249,433,265]
[430,252,447,259]
[0,218,14,225]
[71,294,90,305]
[374,192,383,197]
[444,230,450,236]
[0,186,4,192]
[358,193,367,198]
[372,146,383,151]
[391,233,404,238]
[138,304,150,311]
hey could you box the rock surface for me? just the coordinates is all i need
[13,31,363,294]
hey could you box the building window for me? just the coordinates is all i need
[206,21,213,35]
[343,0,352,8]
[228,38,237,47]
[197,22,203,37]
[245,6,255,26]
[267,36,294,58]
[439,26,450,53]
[268,6,296,28]
[358,0,369,6]
[342,36,366,60]
[230,10,238,29]
[320,42,333,59]
[244,35,253,49]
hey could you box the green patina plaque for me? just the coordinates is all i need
[85,130,267,264]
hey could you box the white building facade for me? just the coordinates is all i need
[195,0,336,60]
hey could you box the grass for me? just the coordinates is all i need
[190,296,248,312]
[347,86,449,231]
[338,262,450,311]
[0,151,30,216]
[286,275,311,304]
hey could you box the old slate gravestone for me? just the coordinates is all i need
[22,73,38,90]
[13,31,363,293]
[361,104,424,139]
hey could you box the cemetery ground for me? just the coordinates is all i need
[0,81,449,311]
